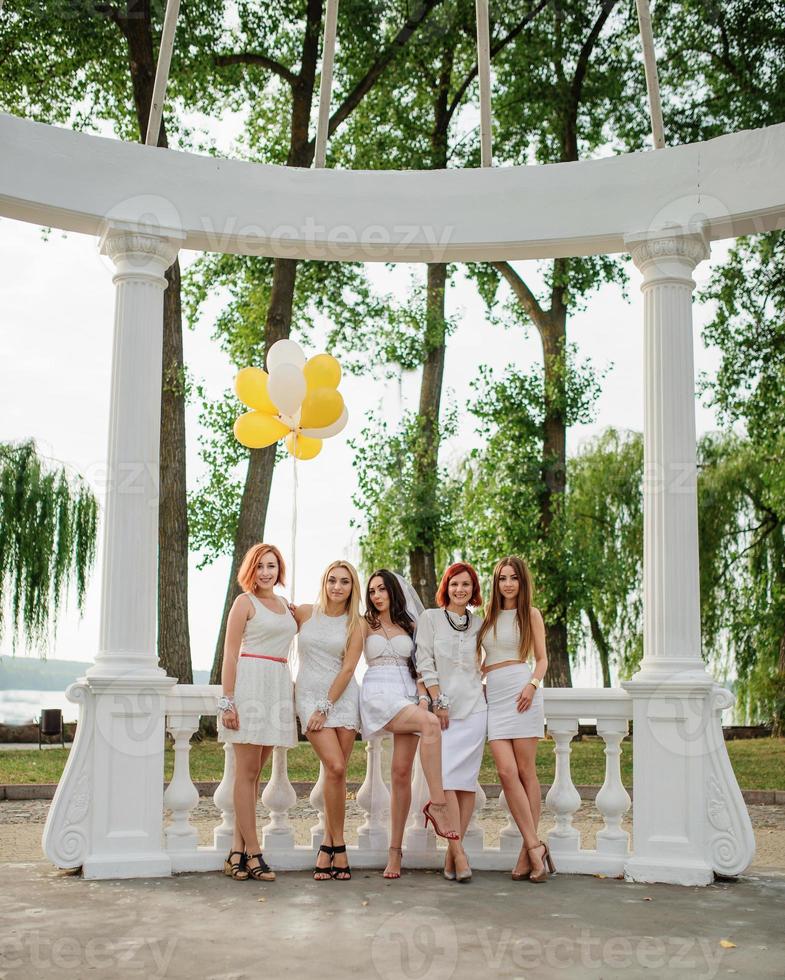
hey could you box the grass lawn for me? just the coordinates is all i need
[2,736,784,790]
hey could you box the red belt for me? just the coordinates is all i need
[240,652,288,664]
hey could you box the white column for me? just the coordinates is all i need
[622,228,755,885]
[261,747,297,851]
[213,743,236,854]
[544,719,581,855]
[43,224,183,880]
[356,737,391,855]
[594,718,631,856]
[164,711,200,854]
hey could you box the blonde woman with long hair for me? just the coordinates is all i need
[294,561,363,880]
[478,556,554,883]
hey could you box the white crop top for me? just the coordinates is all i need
[481,609,530,668]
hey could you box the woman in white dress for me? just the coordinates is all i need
[294,560,363,881]
[478,555,554,883]
[416,562,486,882]
[359,569,464,879]
[218,543,298,883]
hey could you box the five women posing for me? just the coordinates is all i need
[218,543,554,884]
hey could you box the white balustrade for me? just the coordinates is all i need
[545,719,582,853]
[497,788,522,856]
[462,780,487,855]
[163,712,200,854]
[212,743,236,856]
[595,718,632,861]
[261,747,297,852]
[356,736,390,855]
[403,754,437,857]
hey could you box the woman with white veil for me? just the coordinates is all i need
[359,569,466,879]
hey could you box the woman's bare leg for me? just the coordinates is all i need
[444,790,475,874]
[307,728,350,877]
[384,733,419,877]
[512,738,542,829]
[490,739,544,876]
[233,743,265,856]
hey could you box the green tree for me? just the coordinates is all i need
[0,441,98,650]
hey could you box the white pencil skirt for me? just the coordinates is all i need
[486,663,545,741]
[441,708,487,791]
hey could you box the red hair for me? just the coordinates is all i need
[237,543,286,592]
[435,562,482,608]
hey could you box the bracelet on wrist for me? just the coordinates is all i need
[315,698,334,716]
[434,693,450,710]
[418,695,430,704]
[217,695,235,713]
[529,676,541,689]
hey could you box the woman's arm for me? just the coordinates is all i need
[220,595,250,729]
[415,611,448,728]
[305,624,364,732]
[293,603,313,629]
[517,607,548,713]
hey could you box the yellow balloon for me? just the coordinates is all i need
[234,411,289,449]
[285,433,322,460]
[303,353,342,391]
[299,388,344,429]
[234,367,277,413]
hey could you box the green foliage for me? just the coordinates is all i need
[0,441,98,650]
[350,408,460,577]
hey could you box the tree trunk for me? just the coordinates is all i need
[209,257,300,685]
[770,524,785,737]
[586,606,611,687]
[539,269,571,687]
[118,7,191,681]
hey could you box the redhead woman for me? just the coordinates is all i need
[478,556,554,883]
[294,560,363,881]
[359,569,464,879]
[218,543,298,883]
[416,562,486,882]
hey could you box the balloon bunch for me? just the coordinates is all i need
[233,339,348,460]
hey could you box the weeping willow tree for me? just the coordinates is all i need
[0,441,98,651]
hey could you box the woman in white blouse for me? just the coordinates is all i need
[416,562,486,882]
[477,556,553,883]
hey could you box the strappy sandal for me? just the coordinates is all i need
[223,849,249,880]
[528,841,555,883]
[313,844,334,881]
[245,852,276,881]
[330,844,352,881]
[383,846,403,879]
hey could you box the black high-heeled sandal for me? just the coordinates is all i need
[223,849,249,880]
[313,844,334,881]
[330,844,351,881]
[245,852,276,881]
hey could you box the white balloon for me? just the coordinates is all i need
[267,363,307,417]
[300,406,349,440]
[267,339,306,373]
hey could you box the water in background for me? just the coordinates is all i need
[0,690,78,725]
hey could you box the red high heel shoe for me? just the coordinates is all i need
[422,801,460,840]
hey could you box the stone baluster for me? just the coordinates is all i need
[356,737,390,853]
[595,719,631,856]
[261,746,297,851]
[462,780,487,855]
[545,719,581,855]
[163,712,200,853]
[309,762,327,849]
[497,789,522,855]
[403,754,436,857]
[213,743,236,854]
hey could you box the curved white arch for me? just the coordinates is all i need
[1,112,784,261]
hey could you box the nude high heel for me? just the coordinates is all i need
[527,841,555,883]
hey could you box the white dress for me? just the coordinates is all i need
[483,610,545,740]
[295,611,361,731]
[218,593,298,747]
[415,608,487,792]
[359,631,417,739]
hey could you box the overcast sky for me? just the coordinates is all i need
[0,198,730,685]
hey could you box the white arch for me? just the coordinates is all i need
[2,113,784,262]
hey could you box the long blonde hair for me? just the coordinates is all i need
[315,560,362,646]
[476,556,534,663]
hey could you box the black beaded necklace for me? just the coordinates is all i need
[444,607,471,632]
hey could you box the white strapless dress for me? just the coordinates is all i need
[359,632,417,739]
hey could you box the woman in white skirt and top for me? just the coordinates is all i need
[359,569,464,879]
[294,560,363,881]
[478,555,554,883]
[416,562,486,883]
[218,543,298,882]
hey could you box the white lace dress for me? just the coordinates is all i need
[359,631,418,739]
[295,611,361,731]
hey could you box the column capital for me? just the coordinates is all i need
[625,226,710,283]
[99,221,185,282]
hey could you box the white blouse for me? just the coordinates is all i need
[415,608,485,720]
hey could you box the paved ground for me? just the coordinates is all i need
[1,860,783,980]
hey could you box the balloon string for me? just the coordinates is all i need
[291,432,298,603]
